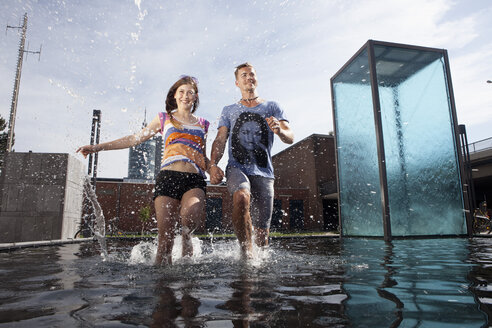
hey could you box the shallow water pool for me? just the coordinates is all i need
[0,237,491,327]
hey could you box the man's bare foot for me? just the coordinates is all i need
[240,247,254,260]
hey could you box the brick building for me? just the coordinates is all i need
[272,134,338,231]
[93,179,310,234]
[92,133,338,234]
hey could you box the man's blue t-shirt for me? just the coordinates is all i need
[218,101,288,179]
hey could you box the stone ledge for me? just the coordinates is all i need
[0,237,93,251]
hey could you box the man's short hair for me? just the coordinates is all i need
[234,62,255,79]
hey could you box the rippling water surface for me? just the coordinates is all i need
[1,237,491,327]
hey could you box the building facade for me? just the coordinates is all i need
[126,113,163,182]
[92,133,339,234]
[272,134,338,231]
[93,179,310,234]
[126,135,162,181]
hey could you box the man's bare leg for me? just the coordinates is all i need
[232,188,253,257]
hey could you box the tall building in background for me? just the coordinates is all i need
[125,110,163,182]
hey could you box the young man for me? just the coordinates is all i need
[210,62,294,257]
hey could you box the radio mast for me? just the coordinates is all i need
[5,13,42,152]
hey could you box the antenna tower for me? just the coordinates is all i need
[5,13,42,152]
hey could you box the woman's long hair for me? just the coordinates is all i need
[165,76,199,128]
[231,112,269,168]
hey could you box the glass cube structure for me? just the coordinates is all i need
[331,40,470,239]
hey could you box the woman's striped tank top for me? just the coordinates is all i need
[159,112,210,177]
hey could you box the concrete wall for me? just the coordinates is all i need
[470,148,492,180]
[0,152,85,243]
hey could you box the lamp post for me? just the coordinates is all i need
[88,110,101,189]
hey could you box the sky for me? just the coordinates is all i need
[0,0,491,179]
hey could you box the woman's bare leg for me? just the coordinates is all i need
[154,195,180,265]
[179,188,206,258]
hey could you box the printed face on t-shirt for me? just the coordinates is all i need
[231,112,269,168]
[238,121,262,151]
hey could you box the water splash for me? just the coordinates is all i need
[128,236,272,267]
[48,78,85,103]
[83,176,109,260]
[129,236,203,265]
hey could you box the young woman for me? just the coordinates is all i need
[77,76,210,265]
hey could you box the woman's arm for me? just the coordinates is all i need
[76,115,161,158]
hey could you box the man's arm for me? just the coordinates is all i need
[209,126,229,184]
[266,117,294,144]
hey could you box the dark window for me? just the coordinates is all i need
[206,198,222,232]
[289,199,304,231]
[271,199,283,231]
[323,199,339,231]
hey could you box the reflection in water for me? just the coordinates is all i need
[342,238,487,327]
[220,272,255,327]
[151,279,201,327]
[2,237,492,326]
[377,242,403,327]
[468,238,492,321]
[217,267,281,327]
[0,245,86,326]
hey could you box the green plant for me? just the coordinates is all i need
[138,204,152,235]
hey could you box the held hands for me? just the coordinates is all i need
[266,116,281,134]
[76,145,98,159]
[209,164,224,185]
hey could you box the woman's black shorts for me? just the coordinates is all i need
[153,170,207,200]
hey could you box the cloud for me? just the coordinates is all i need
[450,44,492,132]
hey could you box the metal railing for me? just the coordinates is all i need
[468,137,492,153]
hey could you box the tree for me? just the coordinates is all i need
[0,115,10,169]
